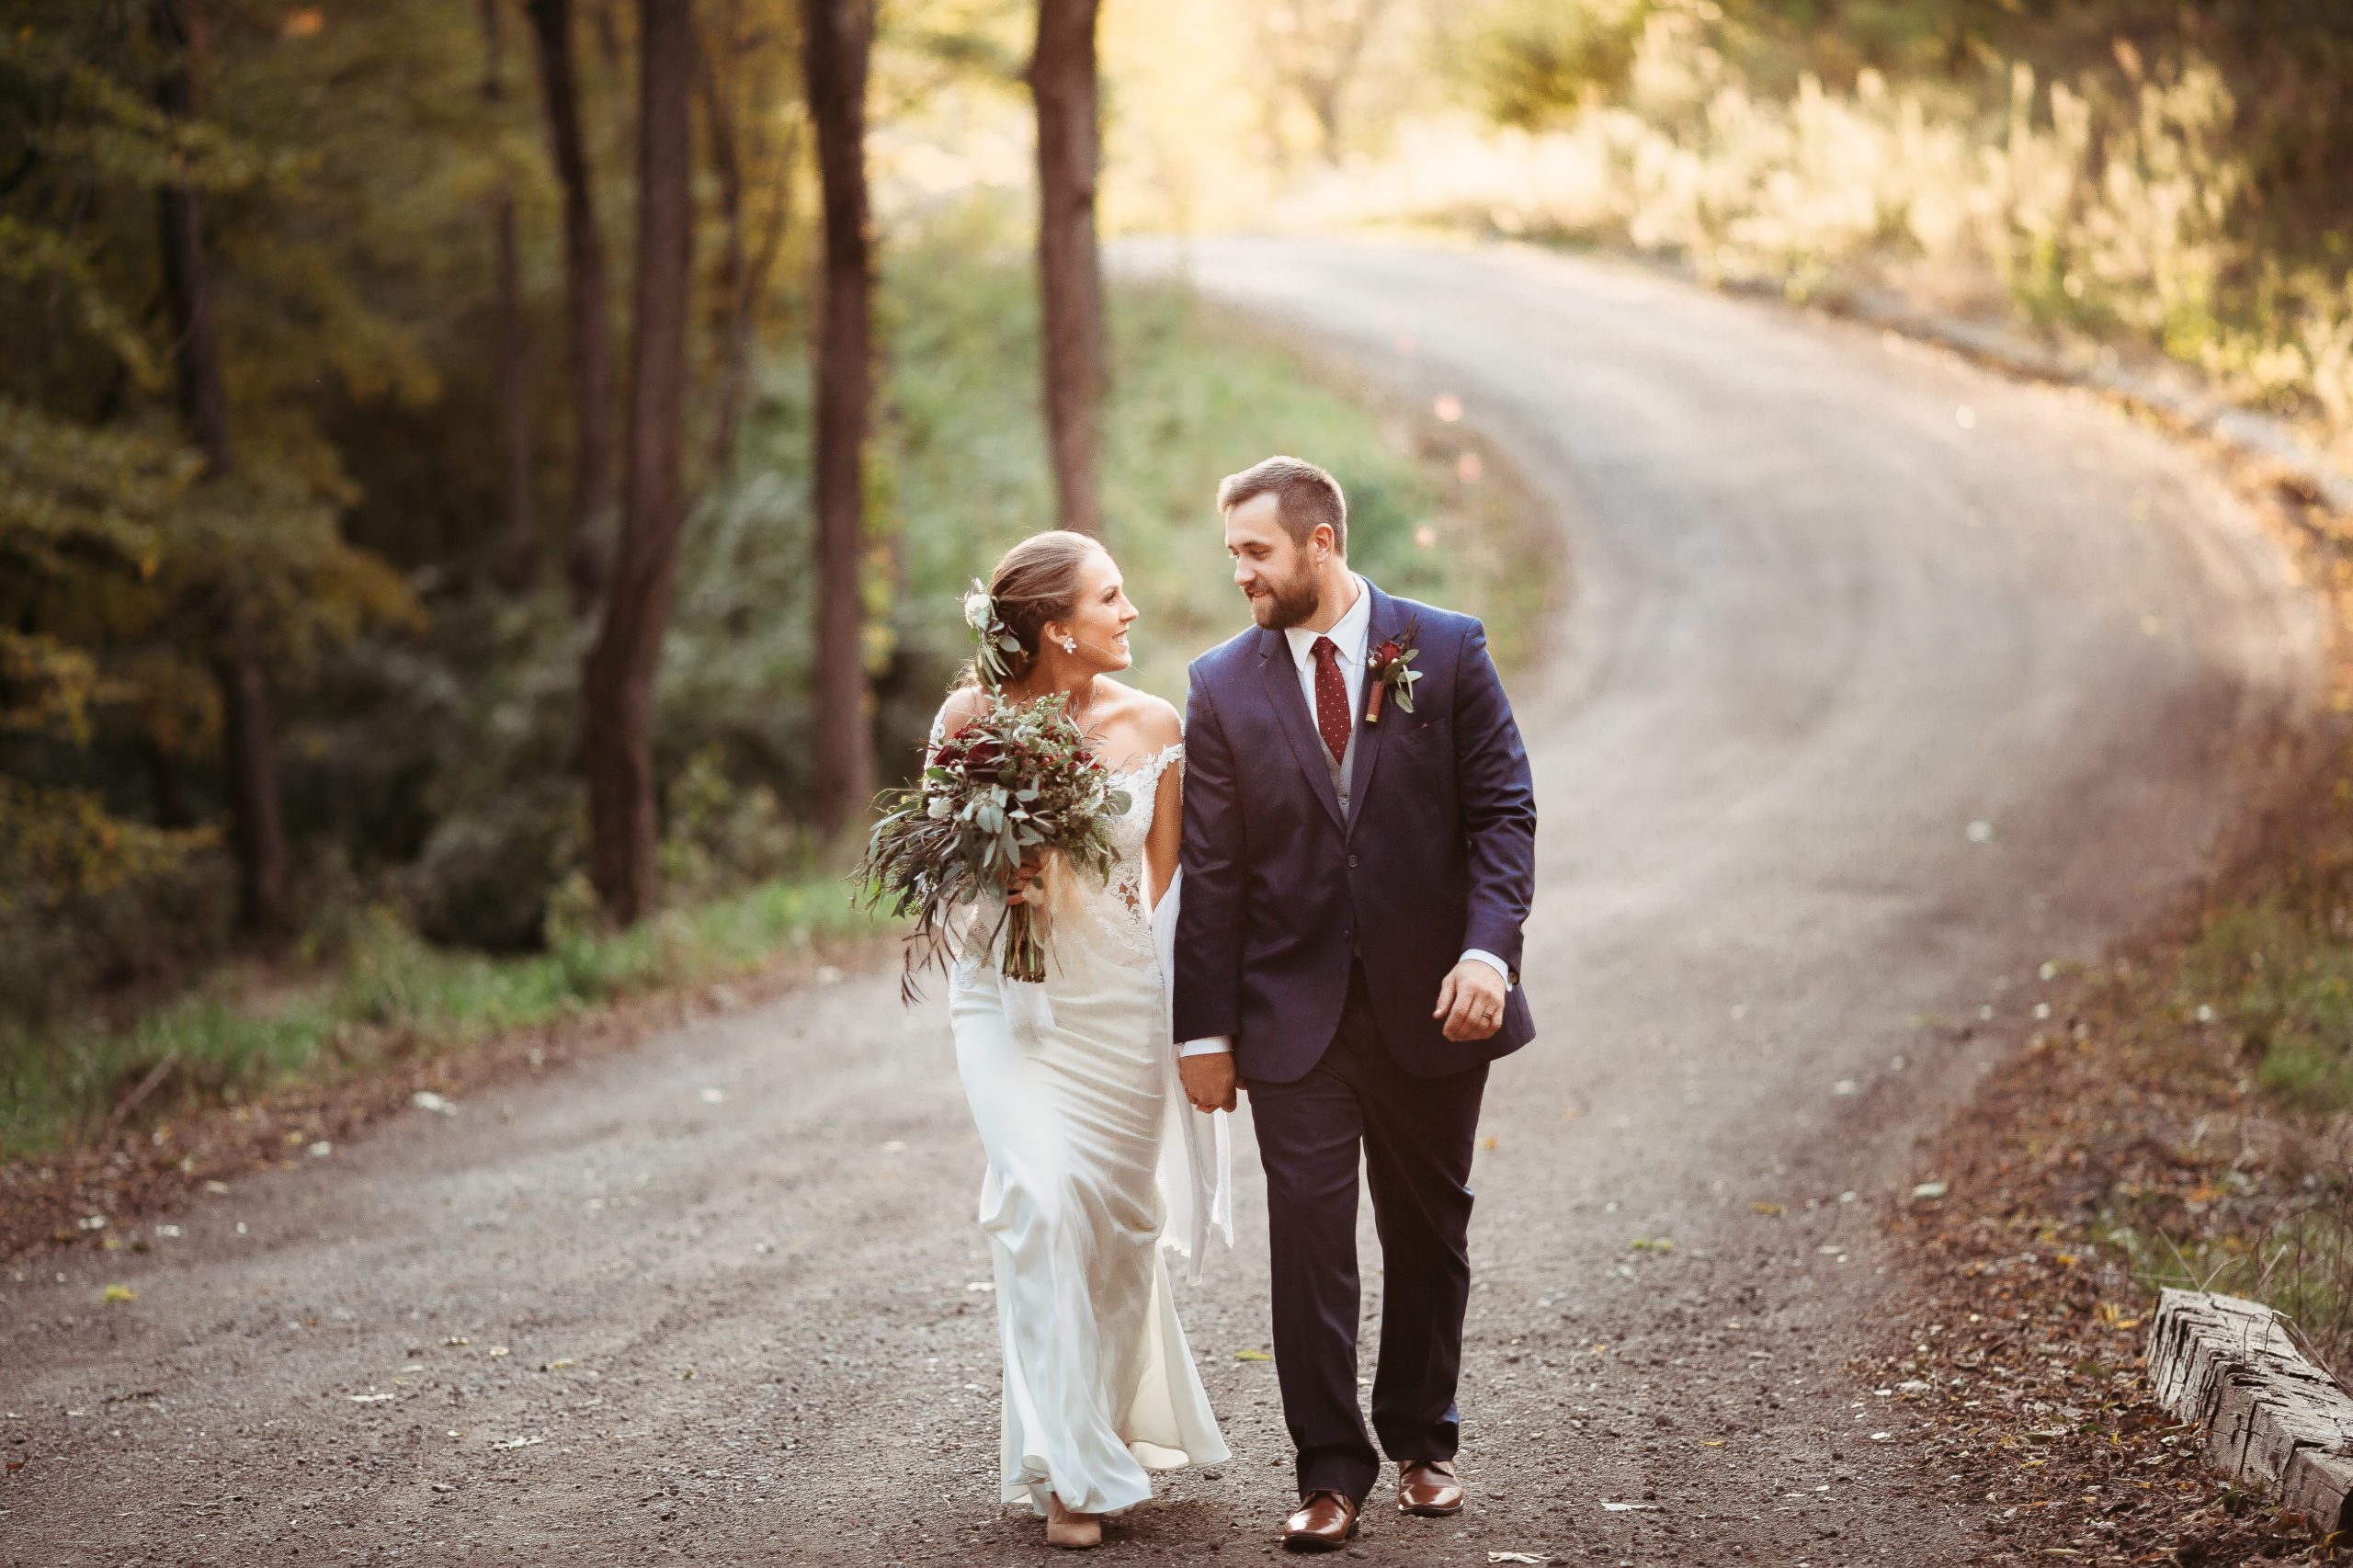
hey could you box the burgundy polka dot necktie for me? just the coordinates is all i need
[1311,636,1350,765]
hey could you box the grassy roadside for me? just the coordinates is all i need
[1870,472,2353,1559]
[0,874,879,1166]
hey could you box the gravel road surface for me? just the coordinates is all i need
[0,238,2325,1565]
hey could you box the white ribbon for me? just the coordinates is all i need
[1151,868,1233,1281]
[998,974,1055,1042]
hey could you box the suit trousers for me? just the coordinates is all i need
[1245,958,1489,1503]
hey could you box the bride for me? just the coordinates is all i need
[930,529,1233,1550]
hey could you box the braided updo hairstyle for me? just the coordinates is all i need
[959,529,1105,691]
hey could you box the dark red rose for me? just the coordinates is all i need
[1374,640,1404,666]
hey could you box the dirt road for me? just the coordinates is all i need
[1,239,2325,1565]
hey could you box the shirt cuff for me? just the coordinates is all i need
[1461,949,1511,985]
[1177,1037,1233,1057]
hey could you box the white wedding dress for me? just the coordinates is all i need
[941,728,1233,1517]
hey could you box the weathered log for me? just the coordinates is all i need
[2148,1288,2353,1536]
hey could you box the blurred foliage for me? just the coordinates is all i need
[1251,1,2353,469]
[1457,0,1652,131]
[3,3,427,1011]
[1090,0,2353,457]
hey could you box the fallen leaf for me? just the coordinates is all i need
[1234,1348,1272,1362]
[100,1283,135,1303]
[1751,1200,1785,1217]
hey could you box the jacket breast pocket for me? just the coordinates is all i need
[1395,718,1449,756]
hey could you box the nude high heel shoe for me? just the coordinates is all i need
[1046,1494,1103,1550]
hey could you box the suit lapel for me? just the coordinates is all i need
[1256,627,1345,831]
[1344,583,1405,842]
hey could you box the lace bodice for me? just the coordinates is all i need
[1101,742,1184,922]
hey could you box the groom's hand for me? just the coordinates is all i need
[1177,1051,1239,1114]
[1435,960,1508,1041]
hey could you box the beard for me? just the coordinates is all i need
[1248,561,1323,630]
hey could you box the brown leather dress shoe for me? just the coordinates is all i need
[1281,1490,1360,1551]
[1397,1459,1464,1516]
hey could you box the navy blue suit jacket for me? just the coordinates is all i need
[1172,581,1538,1084]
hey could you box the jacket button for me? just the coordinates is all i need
[1347,854,1359,869]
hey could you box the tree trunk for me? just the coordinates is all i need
[523,0,617,614]
[699,21,748,486]
[483,0,539,590]
[153,0,290,938]
[1028,0,1105,539]
[1300,0,1391,165]
[801,0,875,835]
[579,0,696,926]
[211,610,290,934]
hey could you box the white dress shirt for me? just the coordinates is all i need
[1179,575,1510,1060]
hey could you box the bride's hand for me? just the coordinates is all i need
[1003,850,1045,905]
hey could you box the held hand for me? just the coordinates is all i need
[1176,1051,1239,1114]
[1433,960,1509,1042]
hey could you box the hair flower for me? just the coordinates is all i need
[963,578,1023,690]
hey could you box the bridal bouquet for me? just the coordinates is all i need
[857,691,1131,1005]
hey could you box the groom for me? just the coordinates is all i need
[1173,455,1537,1551]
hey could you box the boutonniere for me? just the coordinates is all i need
[1364,619,1424,724]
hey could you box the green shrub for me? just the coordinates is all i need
[1458,0,1653,131]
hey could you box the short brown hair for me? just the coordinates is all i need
[1217,455,1347,554]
